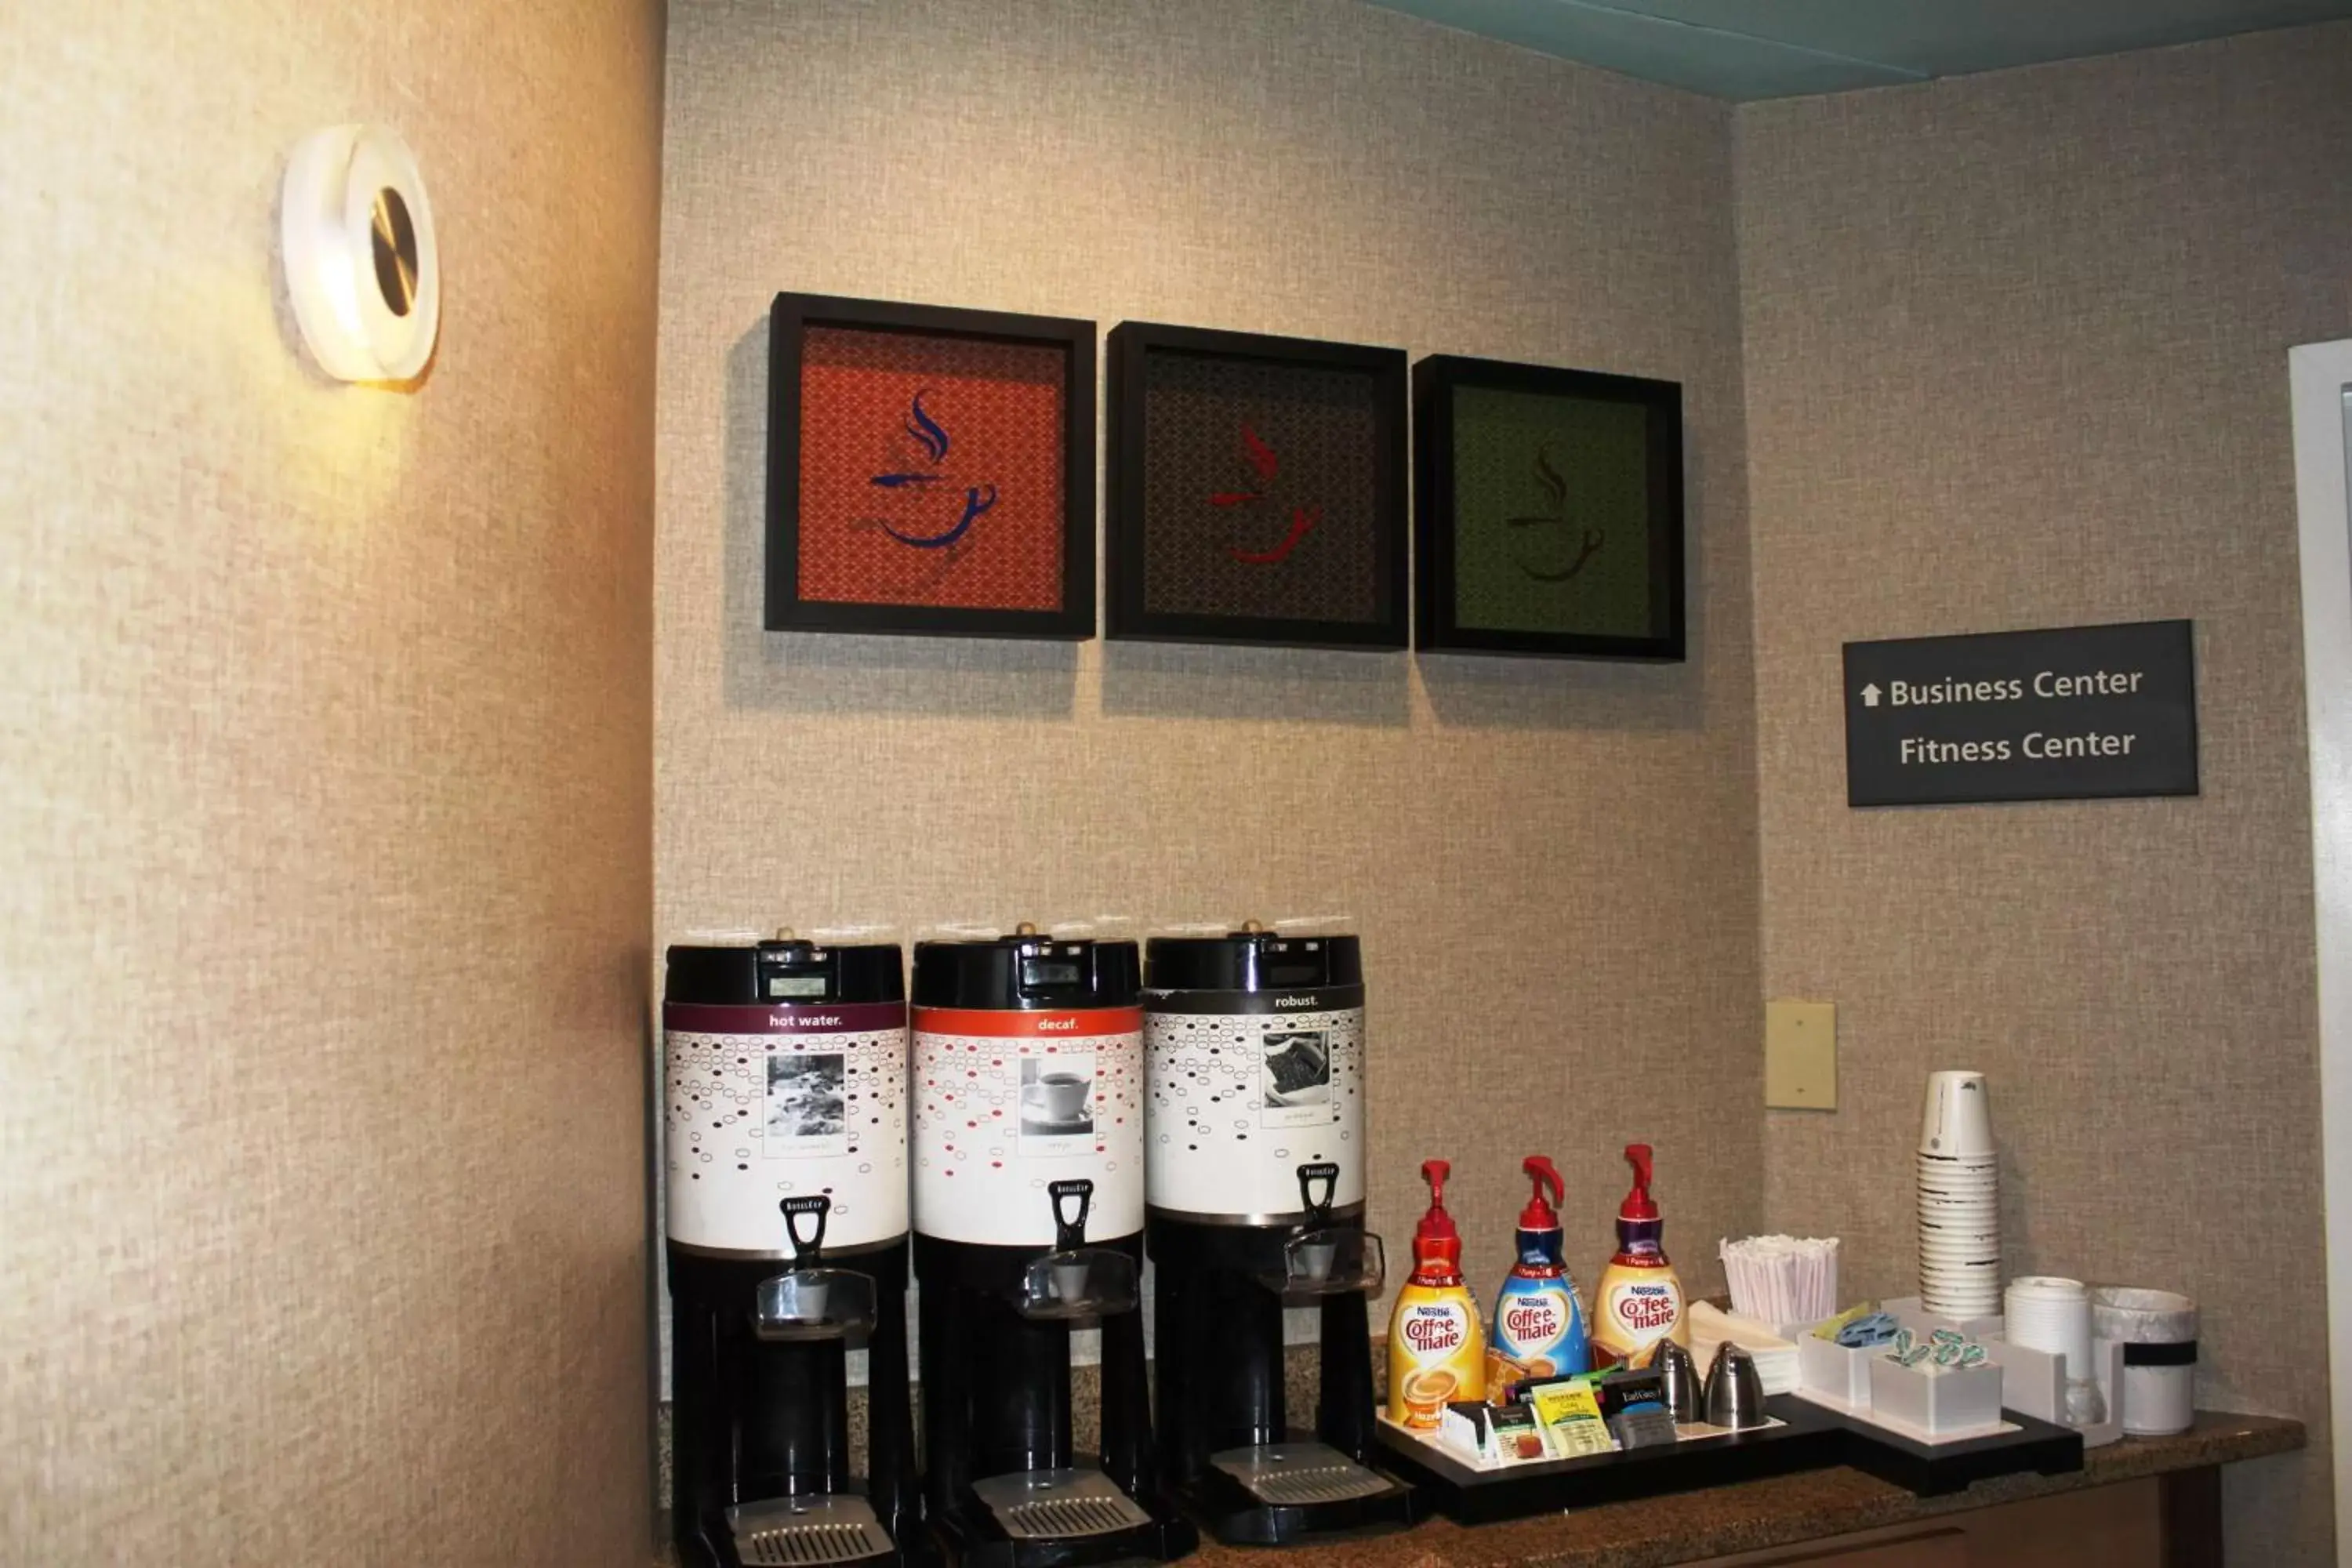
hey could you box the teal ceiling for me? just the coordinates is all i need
[1366,0,2352,98]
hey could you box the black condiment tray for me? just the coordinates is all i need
[1373,1397,2085,1523]
[1806,1403,2084,1497]
[1372,1397,1845,1524]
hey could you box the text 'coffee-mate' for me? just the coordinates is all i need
[1588,1143,1686,1370]
[1387,1160,1486,1428]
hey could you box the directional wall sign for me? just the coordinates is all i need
[1844,620,2198,808]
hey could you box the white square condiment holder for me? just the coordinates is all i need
[1868,1356,2006,1441]
[1882,1296,2122,1449]
[1795,1331,1876,1410]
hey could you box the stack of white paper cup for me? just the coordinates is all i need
[1917,1070,1999,1319]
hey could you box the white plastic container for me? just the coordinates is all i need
[1798,1333,1875,1410]
[1885,1295,2123,1449]
[2091,1287,2198,1436]
[1869,1356,2005,1441]
[2005,1277,2092,1375]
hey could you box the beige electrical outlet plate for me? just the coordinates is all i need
[1766,1000,1837,1110]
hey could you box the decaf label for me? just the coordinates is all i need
[1844,619,2198,808]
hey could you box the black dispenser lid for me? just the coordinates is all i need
[1145,924,1361,992]
[912,925,1142,1011]
[663,935,904,1007]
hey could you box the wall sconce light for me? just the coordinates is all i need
[281,124,440,383]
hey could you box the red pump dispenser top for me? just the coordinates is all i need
[1518,1156,1564,1231]
[1618,1143,1658,1222]
[1412,1159,1463,1274]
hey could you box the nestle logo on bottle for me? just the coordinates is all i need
[1614,1284,1678,1332]
[1503,1299,1563,1342]
[1403,1306,1463,1352]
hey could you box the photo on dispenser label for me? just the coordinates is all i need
[1261,1029,1331,1129]
[766,1051,847,1157]
[1018,1053,1095,1152]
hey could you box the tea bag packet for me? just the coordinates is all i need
[1440,1401,1549,1466]
[1528,1376,1616,1459]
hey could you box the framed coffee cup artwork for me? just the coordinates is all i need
[765,292,1097,638]
[1413,354,1685,661]
[1107,321,1408,649]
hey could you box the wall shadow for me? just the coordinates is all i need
[1417,648,1705,731]
[720,320,1080,720]
[1100,640,1410,726]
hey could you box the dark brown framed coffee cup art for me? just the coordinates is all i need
[1107,321,1408,650]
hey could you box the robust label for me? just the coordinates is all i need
[1844,620,2198,807]
[1144,986,1364,1219]
[1387,1288,1486,1430]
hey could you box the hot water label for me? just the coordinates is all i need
[1143,986,1364,1219]
[662,1000,907,1254]
[911,1006,1144,1248]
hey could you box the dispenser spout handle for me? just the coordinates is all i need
[1524,1156,1563,1208]
[1295,1161,1341,1223]
[781,1195,830,1262]
[1421,1159,1450,1207]
[1048,1178,1094,1250]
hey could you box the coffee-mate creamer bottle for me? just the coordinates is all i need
[1486,1155,1590,1399]
[1387,1159,1486,1428]
[1588,1142,1686,1370]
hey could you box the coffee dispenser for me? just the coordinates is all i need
[665,937,921,1568]
[1143,926,1416,1544]
[910,927,1196,1568]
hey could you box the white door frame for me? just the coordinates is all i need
[2292,337,2352,1566]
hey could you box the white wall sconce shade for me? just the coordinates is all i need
[281,123,440,383]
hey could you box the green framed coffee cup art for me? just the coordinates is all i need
[1413,354,1685,661]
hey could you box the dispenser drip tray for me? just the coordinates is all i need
[971,1468,1154,1540]
[727,1494,892,1566]
[1210,1441,1397,1506]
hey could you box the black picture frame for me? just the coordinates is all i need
[764,292,1097,639]
[1414,354,1685,661]
[1108,321,1408,650]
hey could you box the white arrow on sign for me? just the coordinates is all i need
[1860,683,1882,708]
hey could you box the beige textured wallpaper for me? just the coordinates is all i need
[0,4,662,1564]
[1739,25,2352,1566]
[656,0,1759,1302]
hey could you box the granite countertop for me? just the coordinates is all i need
[654,1410,2299,1567]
